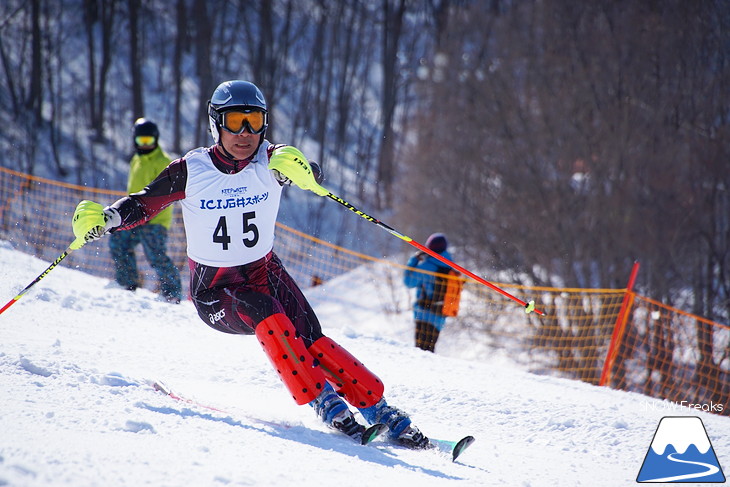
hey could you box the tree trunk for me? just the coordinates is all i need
[128,0,144,120]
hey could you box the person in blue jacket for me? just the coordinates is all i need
[403,233,453,352]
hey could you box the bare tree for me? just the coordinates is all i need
[375,0,406,209]
[1,0,725,312]
[96,0,117,139]
[398,0,730,314]
[84,0,117,142]
[191,0,213,146]
[172,0,188,154]
[28,0,42,125]
[128,0,144,119]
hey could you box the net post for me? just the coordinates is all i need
[599,261,641,387]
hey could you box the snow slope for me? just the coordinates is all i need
[0,240,728,487]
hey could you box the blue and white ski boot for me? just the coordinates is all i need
[359,397,430,449]
[310,383,387,444]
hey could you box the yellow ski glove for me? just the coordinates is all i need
[70,200,109,250]
[269,146,328,196]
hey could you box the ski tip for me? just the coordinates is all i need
[361,423,389,445]
[149,380,171,395]
[452,435,475,462]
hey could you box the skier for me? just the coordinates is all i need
[109,118,182,302]
[70,80,429,447]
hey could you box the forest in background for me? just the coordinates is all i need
[1,0,728,323]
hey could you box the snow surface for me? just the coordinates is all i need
[1,239,728,487]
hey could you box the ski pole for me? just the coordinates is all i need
[324,192,545,316]
[0,244,76,316]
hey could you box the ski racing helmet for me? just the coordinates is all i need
[133,118,159,154]
[208,80,268,145]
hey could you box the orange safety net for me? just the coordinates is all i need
[1,166,727,415]
[606,294,730,414]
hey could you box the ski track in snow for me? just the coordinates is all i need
[0,241,728,486]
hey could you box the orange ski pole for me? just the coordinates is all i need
[325,192,544,316]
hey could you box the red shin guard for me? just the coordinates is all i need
[307,337,384,408]
[255,314,326,405]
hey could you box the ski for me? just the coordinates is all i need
[149,380,468,455]
[150,380,228,414]
[390,435,476,462]
[438,435,476,462]
[148,380,387,445]
[361,423,389,446]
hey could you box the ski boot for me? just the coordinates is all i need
[310,383,386,444]
[359,398,430,449]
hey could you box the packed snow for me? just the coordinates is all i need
[1,239,728,486]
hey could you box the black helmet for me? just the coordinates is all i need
[208,80,268,144]
[133,118,159,139]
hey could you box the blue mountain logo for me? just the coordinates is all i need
[637,416,726,483]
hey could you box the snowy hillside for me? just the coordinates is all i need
[1,240,728,487]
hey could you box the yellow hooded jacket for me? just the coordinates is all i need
[127,146,173,228]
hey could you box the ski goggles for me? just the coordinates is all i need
[221,110,267,135]
[134,135,156,147]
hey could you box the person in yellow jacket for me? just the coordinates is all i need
[108,118,182,302]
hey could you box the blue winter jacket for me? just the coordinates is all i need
[403,250,453,330]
